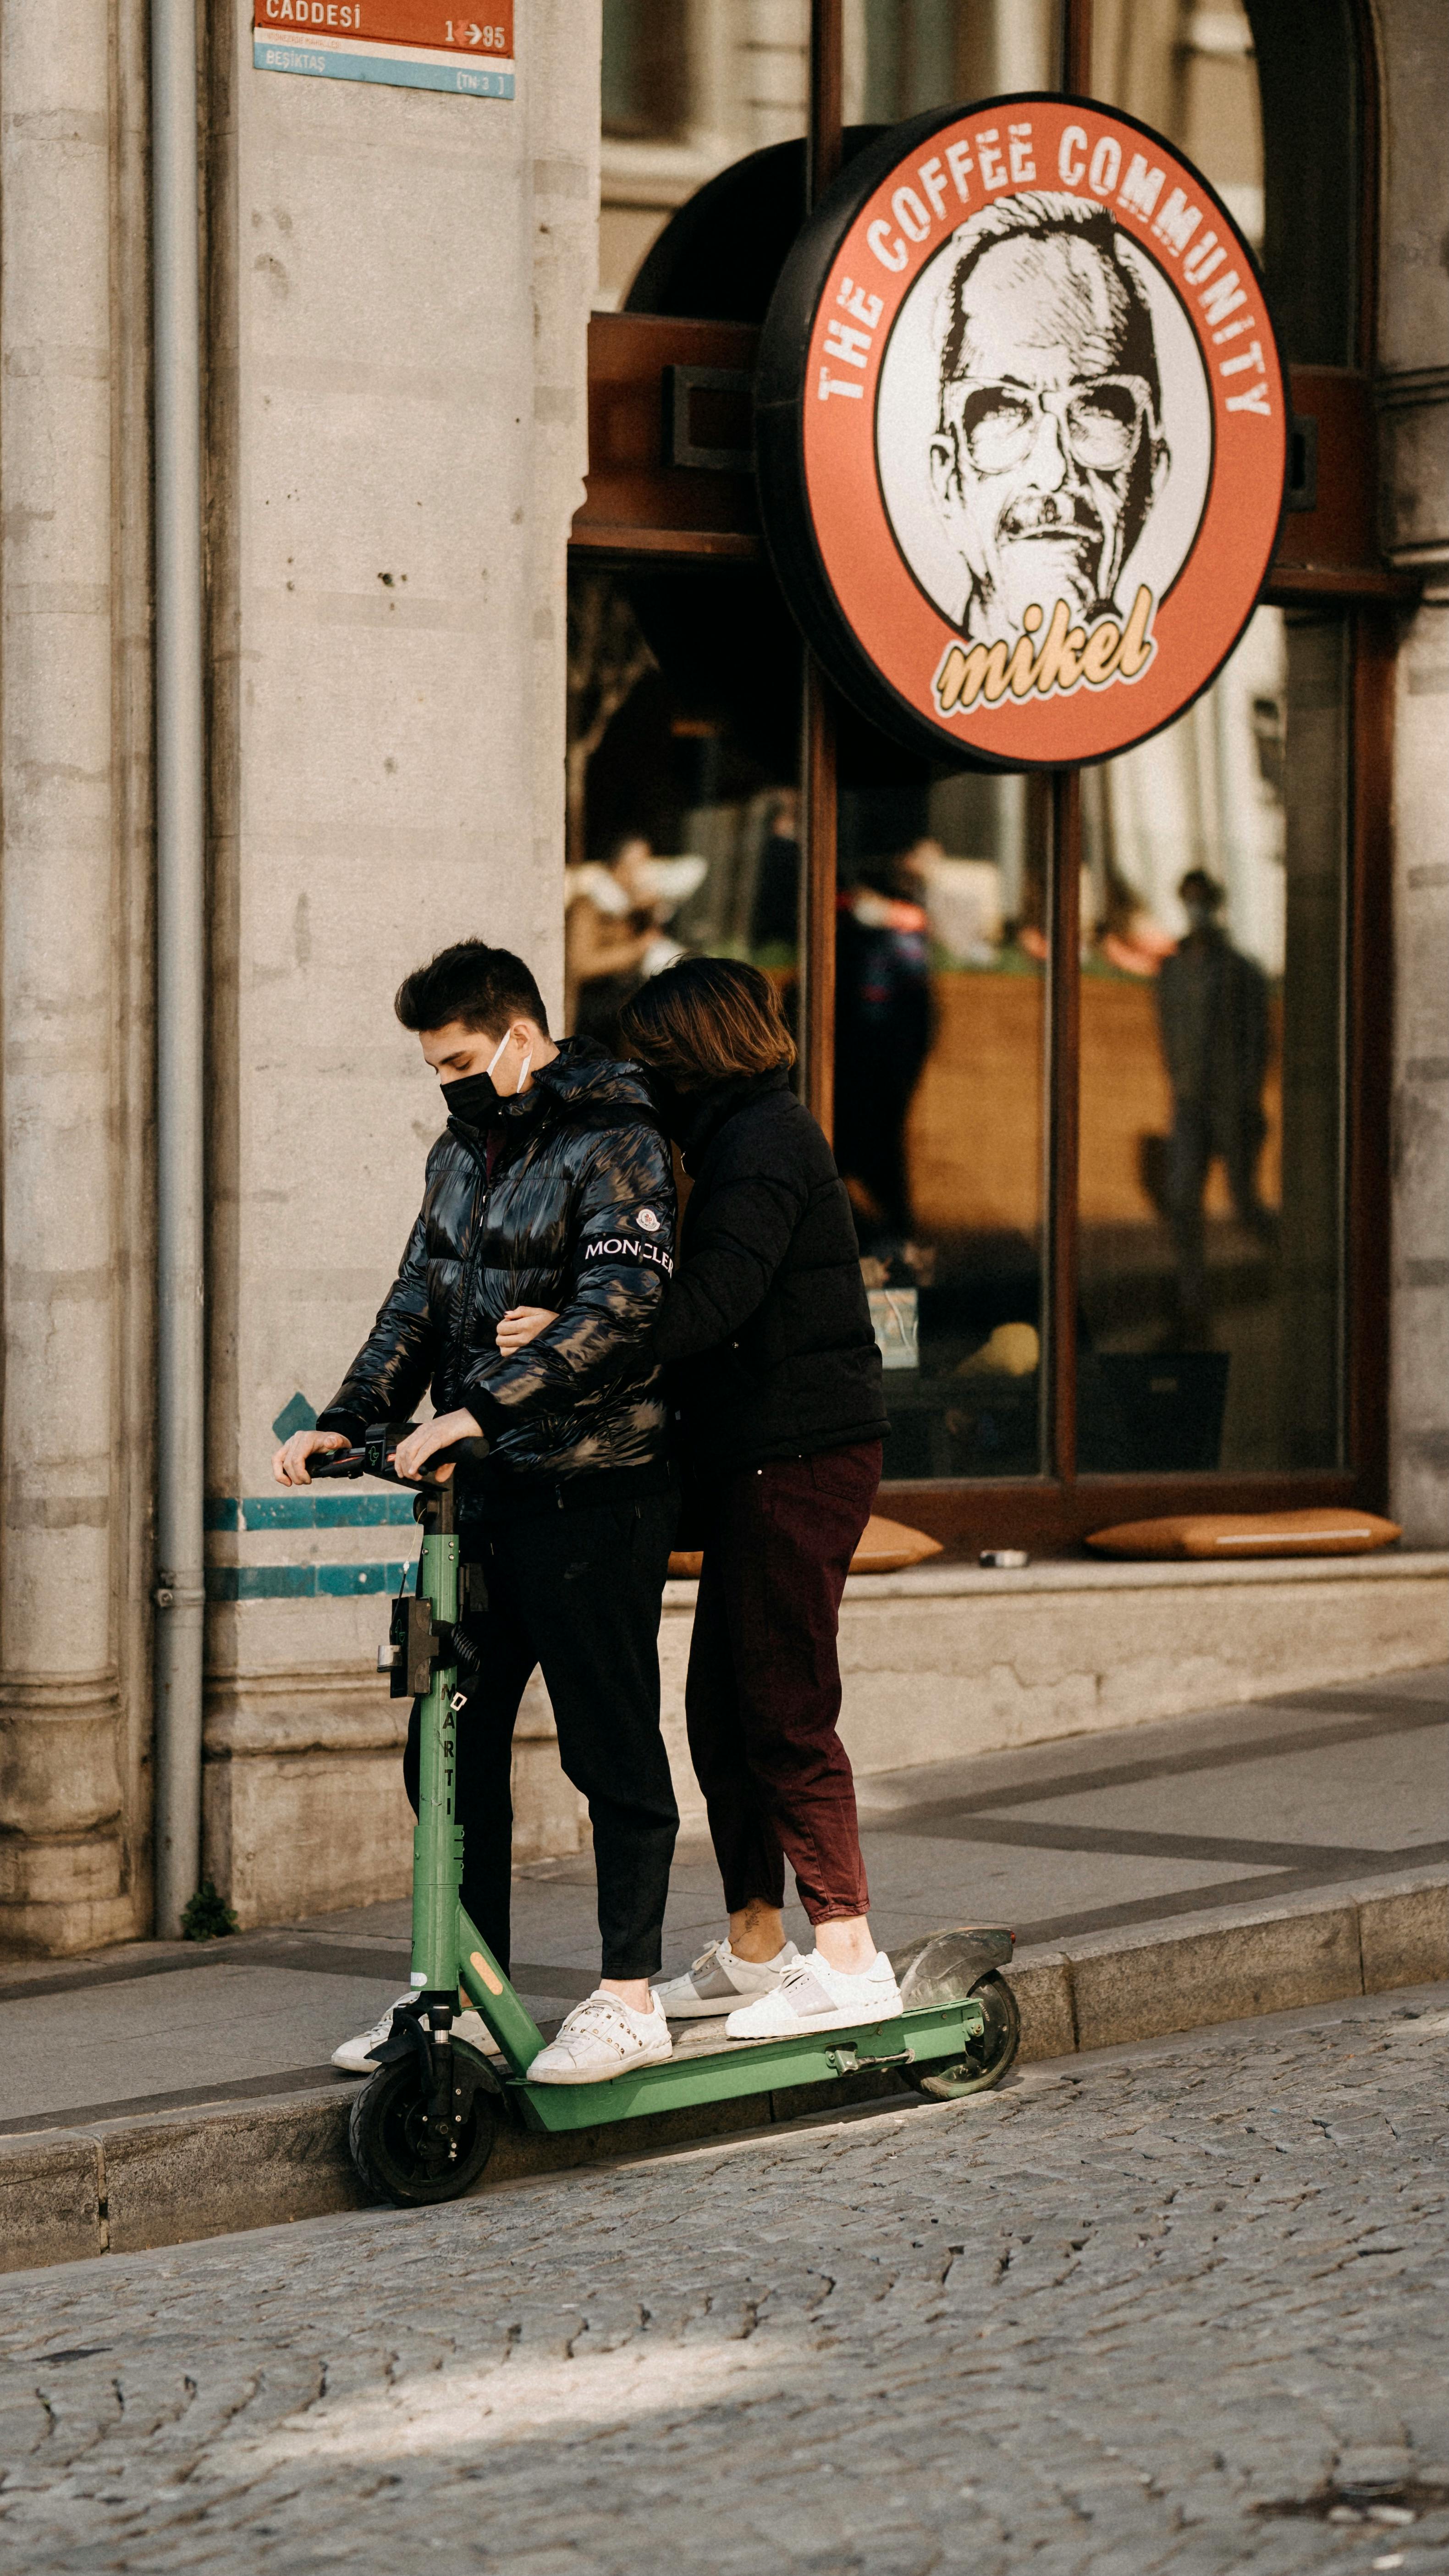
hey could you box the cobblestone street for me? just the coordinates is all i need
[0,1990,1444,2576]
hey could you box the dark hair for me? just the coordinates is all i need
[394,940,549,1038]
[601,832,649,869]
[618,956,796,1084]
[1178,868,1225,911]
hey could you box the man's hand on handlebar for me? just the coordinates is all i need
[392,1408,485,1484]
[273,1428,349,1487]
[495,1305,558,1358]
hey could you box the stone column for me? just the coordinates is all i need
[0,0,153,1954]
[200,5,598,1923]
[1379,0,1449,1548]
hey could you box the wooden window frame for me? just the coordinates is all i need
[573,0,1405,1552]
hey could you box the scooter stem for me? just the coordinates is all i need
[409,1480,545,2070]
[309,1436,545,2069]
[411,1483,463,1994]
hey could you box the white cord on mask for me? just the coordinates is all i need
[485,1030,533,1095]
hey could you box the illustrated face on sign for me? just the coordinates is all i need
[928,201,1169,640]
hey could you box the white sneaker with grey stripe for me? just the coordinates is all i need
[725,1950,903,2039]
[527,1987,673,2085]
[653,1936,800,2019]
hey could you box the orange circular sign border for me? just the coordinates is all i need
[759,95,1287,771]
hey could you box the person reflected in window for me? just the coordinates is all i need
[833,843,934,1272]
[1155,866,1276,1339]
[565,833,685,1046]
[749,791,800,956]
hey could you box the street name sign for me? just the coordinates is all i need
[253,0,514,97]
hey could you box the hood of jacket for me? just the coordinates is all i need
[446,1037,661,1152]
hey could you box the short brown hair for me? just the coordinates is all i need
[618,957,796,1085]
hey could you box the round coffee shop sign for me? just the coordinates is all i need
[757,98,1287,767]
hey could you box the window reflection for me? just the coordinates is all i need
[833,750,1046,1482]
[1091,0,1264,250]
[602,0,687,142]
[564,562,1047,1483]
[598,0,1072,318]
[1091,0,1361,365]
[843,0,1062,121]
[1077,607,1346,1473]
[564,564,803,1048]
[597,0,810,313]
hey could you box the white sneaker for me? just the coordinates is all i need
[725,1950,904,2041]
[527,1988,673,2086]
[331,1993,501,2075]
[653,1935,800,2019]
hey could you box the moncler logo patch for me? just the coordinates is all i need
[583,1234,675,1277]
[636,1208,661,1232]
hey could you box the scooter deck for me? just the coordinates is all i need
[500,1996,987,2134]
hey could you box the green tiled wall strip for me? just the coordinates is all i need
[205,1495,419,1532]
[206,1560,415,1601]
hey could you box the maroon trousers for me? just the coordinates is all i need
[684,1440,882,1924]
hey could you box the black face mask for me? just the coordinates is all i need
[441,1032,534,1130]
[441,1069,504,1128]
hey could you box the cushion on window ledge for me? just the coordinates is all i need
[1086,1508,1401,1561]
[667,1514,943,1584]
[849,1514,945,1573]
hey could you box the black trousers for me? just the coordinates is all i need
[402,1488,679,1980]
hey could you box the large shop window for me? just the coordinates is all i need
[1076,609,1347,1478]
[579,0,1387,1545]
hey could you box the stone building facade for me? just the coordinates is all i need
[0,0,1443,1956]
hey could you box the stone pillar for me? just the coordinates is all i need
[200,4,598,1923]
[1379,0,1449,1548]
[0,0,154,1954]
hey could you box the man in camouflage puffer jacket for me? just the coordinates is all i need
[273,940,681,2086]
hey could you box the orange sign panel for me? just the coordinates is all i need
[757,98,1287,768]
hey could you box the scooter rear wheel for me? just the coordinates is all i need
[349,2052,498,2207]
[918,1970,1022,2100]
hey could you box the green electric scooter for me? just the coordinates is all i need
[310,1425,1021,2208]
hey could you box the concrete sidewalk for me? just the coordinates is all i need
[0,1661,1443,2140]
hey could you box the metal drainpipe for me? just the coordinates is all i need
[150,0,208,1936]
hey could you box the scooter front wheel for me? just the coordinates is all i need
[918,1970,1022,2101]
[349,2051,498,2207]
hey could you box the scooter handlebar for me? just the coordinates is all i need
[301,1441,366,1481]
[301,1423,490,1487]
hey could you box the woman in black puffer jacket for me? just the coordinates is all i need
[503,958,899,2039]
[630,959,905,2035]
